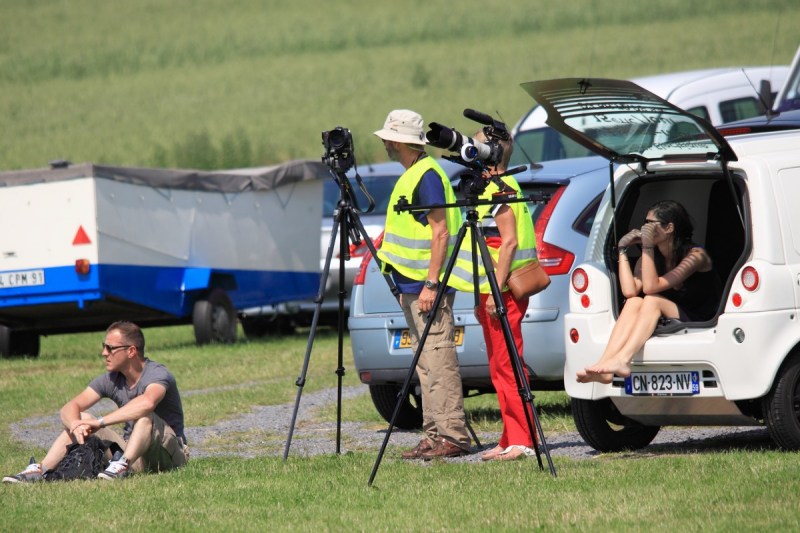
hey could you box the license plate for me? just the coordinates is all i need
[392,326,464,349]
[625,371,700,396]
[0,269,45,289]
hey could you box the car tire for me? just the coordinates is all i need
[193,289,237,345]
[762,353,800,450]
[571,397,660,452]
[369,384,423,430]
[0,326,40,358]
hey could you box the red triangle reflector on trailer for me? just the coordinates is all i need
[72,226,92,245]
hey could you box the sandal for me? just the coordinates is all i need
[494,445,535,461]
[480,445,505,462]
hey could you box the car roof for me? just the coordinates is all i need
[718,108,800,136]
[348,157,467,180]
[513,156,607,185]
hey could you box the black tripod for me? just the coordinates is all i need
[368,190,557,485]
[283,168,397,459]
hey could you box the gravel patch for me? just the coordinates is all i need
[8,384,775,464]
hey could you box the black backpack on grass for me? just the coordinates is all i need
[43,436,122,481]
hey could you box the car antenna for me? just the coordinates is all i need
[495,109,542,170]
[741,68,778,119]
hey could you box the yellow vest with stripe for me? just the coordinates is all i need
[377,157,462,284]
[451,175,538,294]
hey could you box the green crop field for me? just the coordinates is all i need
[1,0,797,171]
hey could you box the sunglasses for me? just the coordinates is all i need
[101,343,132,353]
[644,218,664,226]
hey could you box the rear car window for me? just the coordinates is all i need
[323,175,399,216]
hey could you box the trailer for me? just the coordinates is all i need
[0,160,327,357]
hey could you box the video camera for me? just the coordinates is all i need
[425,109,511,168]
[321,126,356,174]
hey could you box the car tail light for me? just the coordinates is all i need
[534,186,575,276]
[741,266,759,291]
[718,126,752,137]
[569,328,579,343]
[571,268,588,293]
[354,232,383,286]
[75,259,91,275]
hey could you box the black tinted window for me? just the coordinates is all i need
[719,97,763,123]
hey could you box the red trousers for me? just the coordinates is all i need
[476,290,534,448]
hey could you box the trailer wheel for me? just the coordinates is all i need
[571,397,660,452]
[0,326,40,358]
[763,353,800,450]
[193,289,237,345]
[369,384,423,430]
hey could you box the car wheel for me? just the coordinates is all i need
[0,326,40,358]
[193,289,237,345]
[369,384,423,430]
[762,353,800,450]
[571,397,660,452]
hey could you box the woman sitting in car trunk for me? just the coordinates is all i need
[576,200,722,384]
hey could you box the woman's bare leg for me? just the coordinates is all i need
[576,297,643,383]
[586,295,680,379]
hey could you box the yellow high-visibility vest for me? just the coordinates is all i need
[450,175,538,294]
[377,157,462,285]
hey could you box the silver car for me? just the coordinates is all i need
[348,156,609,428]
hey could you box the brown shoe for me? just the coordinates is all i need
[420,439,470,460]
[401,439,434,460]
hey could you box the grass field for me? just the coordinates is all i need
[2,327,799,532]
[3,1,800,530]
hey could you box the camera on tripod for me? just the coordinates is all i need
[321,126,355,174]
[426,108,510,168]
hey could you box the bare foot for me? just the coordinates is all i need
[586,359,632,379]
[577,370,614,384]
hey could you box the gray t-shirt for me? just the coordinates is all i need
[89,358,185,441]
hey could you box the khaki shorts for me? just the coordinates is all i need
[95,413,188,474]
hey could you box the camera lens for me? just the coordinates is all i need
[328,129,347,149]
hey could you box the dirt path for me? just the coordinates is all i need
[9,385,774,463]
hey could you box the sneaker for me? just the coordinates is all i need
[98,457,129,480]
[3,457,43,483]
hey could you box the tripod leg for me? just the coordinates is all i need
[368,222,471,486]
[284,205,344,460]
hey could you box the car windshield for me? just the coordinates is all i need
[322,174,398,217]
[521,78,735,163]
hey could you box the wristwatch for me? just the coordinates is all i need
[424,279,439,290]
[97,416,106,428]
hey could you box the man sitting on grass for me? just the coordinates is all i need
[3,320,187,482]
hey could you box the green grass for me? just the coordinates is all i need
[2,327,799,531]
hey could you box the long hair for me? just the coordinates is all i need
[648,200,694,267]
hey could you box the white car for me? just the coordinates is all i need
[525,77,800,452]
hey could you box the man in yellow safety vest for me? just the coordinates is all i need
[374,109,471,460]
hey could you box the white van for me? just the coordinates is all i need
[523,78,800,452]
[511,66,788,166]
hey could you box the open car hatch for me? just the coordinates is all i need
[520,78,738,166]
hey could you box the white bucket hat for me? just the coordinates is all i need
[374,109,427,145]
